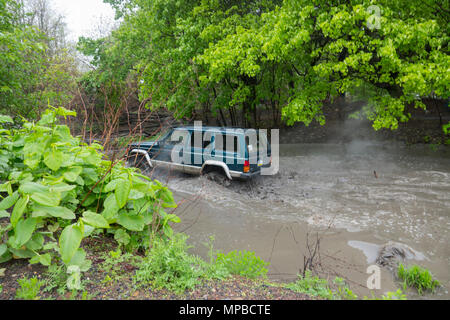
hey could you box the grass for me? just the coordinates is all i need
[133,234,230,294]
[285,271,357,300]
[215,250,269,279]
[397,264,440,295]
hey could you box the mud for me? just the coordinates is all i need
[144,140,450,299]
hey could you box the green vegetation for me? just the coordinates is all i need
[286,271,357,300]
[215,250,269,279]
[78,0,448,132]
[380,289,407,300]
[134,233,272,294]
[0,0,77,118]
[0,0,447,301]
[15,276,44,300]
[134,234,227,294]
[397,263,440,295]
[0,107,179,291]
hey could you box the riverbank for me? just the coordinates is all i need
[0,234,315,300]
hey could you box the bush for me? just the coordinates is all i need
[134,234,206,294]
[286,271,334,299]
[397,264,440,295]
[286,271,357,300]
[215,250,269,279]
[0,107,179,290]
[16,277,44,300]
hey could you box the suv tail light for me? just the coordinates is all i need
[244,160,250,173]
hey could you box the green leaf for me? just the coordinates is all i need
[0,210,9,218]
[8,248,35,259]
[0,115,13,123]
[0,182,12,195]
[66,266,81,290]
[32,205,75,220]
[0,244,7,256]
[0,191,19,211]
[114,229,130,246]
[115,179,131,209]
[30,253,52,266]
[82,211,110,228]
[19,182,49,194]
[68,248,91,272]
[25,233,44,251]
[59,224,84,264]
[0,250,12,263]
[102,194,119,223]
[11,195,30,228]
[31,192,61,207]
[12,218,37,248]
[117,211,145,232]
[63,166,83,182]
[165,214,181,224]
[48,183,77,193]
[103,179,120,193]
[44,149,63,171]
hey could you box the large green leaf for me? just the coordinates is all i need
[48,183,77,193]
[0,244,7,256]
[19,182,49,194]
[44,149,63,171]
[114,229,130,246]
[103,179,120,193]
[30,253,52,266]
[11,218,37,249]
[117,211,145,232]
[31,192,61,207]
[68,248,91,272]
[115,179,131,209]
[0,191,19,210]
[102,194,119,223]
[32,205,75,220]
[10,195,29,228]
[0,115,13,123]
[59,224,84,264]
[82,211,110,229]
[25,233,45,251]
[63,166,83,182]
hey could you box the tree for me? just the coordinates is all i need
[79,0,449,131]
[0,0,78,118]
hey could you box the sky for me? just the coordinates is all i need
[50,0,116,42]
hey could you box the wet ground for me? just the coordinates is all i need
[145,141,450,299]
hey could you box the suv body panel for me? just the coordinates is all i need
[127,126,271,181]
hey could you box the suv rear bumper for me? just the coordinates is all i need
[230,170,261,181]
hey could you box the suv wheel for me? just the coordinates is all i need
[205,170,231,187]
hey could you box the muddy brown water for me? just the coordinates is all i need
[145,141,450,299]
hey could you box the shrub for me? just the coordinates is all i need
[215,250,269,279]
[397,264,440,295]
[286,271,334,299]
[286,272,357,300]
[16,277,44,300]
[0,107,179,290]
[134,234,206,294]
